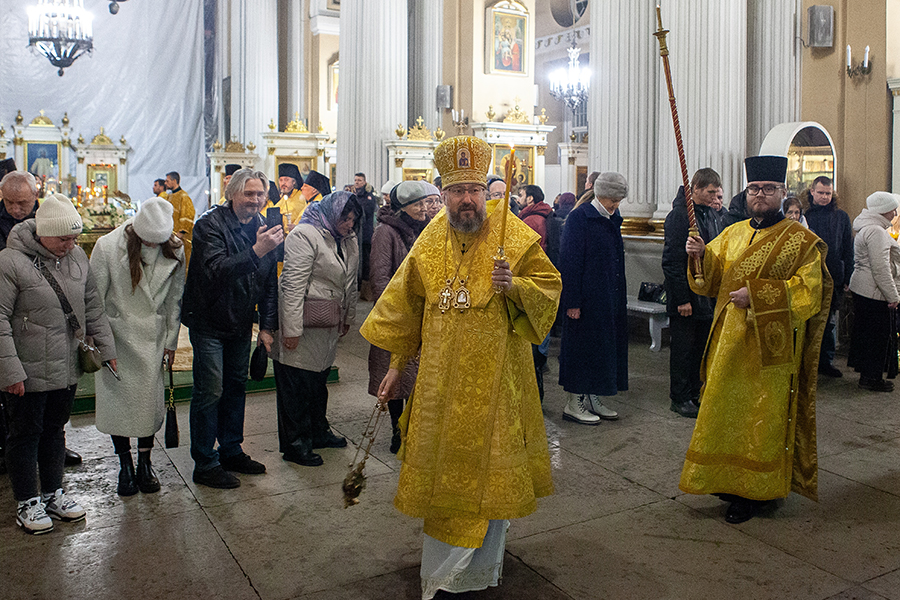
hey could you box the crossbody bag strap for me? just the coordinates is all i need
[36,259,83,335]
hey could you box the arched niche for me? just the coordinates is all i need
[759,121,836,197]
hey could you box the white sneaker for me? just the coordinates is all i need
[585,394,619,420]
[563,394,601,425]
[42,489,86,523]
[16,497,53,535]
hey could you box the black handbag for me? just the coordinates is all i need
[638,281,667,304]
[249,342,268,381]
[164,361,179,448]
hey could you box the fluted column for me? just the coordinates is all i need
[653,0,747,219]
[285,0,306,121]
[409,0,443,129]
[229,1,278,155]
[337,0,408,187]
[589,0,660,220]
[747,0,801,157]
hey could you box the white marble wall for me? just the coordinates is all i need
[408,0,442,130]
[336,0,408,188]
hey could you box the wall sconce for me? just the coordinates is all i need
[846,45,872,78]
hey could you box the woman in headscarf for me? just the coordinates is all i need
[367,181,431,453]
[91,198,185,496]
[273,191,362,466]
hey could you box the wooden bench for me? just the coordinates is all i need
[626,295,669,352]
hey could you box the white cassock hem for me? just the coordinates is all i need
[420,519,509,600]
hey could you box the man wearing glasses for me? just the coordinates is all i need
[679,155,832,524]
[181,168,284,489]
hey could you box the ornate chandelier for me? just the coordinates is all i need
[27,0,94,76]
[549,42,590,111]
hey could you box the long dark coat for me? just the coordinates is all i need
[558,201,628,396]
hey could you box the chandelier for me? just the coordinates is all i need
[549,42,590,111]
[27,0,94,77]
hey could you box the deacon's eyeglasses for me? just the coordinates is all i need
[745,184,785,196]
[488,191,505,199]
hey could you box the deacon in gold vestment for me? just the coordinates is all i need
[360,136,559,598]
[164,171,195,265]
[680,155,832,524]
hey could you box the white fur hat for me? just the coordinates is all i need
[133,198,175,244]
[35,193,82,237]
[866,191,900,215]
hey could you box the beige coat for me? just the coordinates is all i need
[849,209,900,304]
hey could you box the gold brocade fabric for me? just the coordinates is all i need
[360,199,561,548]
[680,218,832,502]
[264,188,307,226]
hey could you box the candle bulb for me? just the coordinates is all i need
[864,45,870,68]
[846,45,852,68]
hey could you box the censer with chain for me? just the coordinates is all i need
[341,402,388,508]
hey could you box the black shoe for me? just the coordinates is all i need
[725,498,763,524]
[117,453,139,497]
[312,431,347,449]
[389,425,402,454]
[136,452,161,494]
[670,399,699,418]
[193,465,240,489]
[819,364,843,378]
[283,450,324,467]
[64,447,82,466]
[859,377,894,392]
[220,452,266,474]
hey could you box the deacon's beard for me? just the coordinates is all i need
[448,204,487,233]
[749,207,781,221]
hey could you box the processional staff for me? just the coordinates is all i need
[653,4,705,286]
[494,144,516,294]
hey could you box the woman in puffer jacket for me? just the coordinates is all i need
[0,194,115,534]
[848,192,900,392]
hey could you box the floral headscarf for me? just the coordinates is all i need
[299,191,359,241]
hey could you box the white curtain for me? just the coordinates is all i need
[0,0,206,209]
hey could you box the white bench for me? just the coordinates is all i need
[626,295,669,352]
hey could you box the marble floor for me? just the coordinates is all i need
[3,310,900,600]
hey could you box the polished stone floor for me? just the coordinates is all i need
[3,309,900,600]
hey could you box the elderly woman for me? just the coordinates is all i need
[368,181,431,453]
[558,173,628,425]
[90,198,185,496]
[273,191,361,466]
[423,182,443,219]
[848,192,900,392]
[0,194,115,534]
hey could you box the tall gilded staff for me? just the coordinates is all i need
[654,4,704,285]
[493,144,516,293]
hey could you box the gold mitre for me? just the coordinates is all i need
[433,135,492,188]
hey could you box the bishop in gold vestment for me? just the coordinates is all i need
[360,136,559,598]
[679,155,832,523]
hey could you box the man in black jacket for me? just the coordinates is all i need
[182,168,283,489]
[803,176,853,377]
[662,168,726,417]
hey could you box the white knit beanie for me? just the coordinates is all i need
[35,193,82,237]
[133,197,175,244]
[866,191,900,215]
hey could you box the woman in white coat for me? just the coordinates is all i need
[273,191,360,467]
[847,192,900,392]
[90,198,185,495]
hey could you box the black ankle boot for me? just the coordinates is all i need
[136,451,161,493]
[117,452,139,496]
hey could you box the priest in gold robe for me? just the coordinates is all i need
[680,155,832,524]
[264,163,305,229]
[164,171,194,264]
[360,136,560,599]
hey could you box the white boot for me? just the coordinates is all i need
[563,393,601,425]
[585,394,619,420]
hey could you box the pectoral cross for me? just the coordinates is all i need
[439,281,454,313]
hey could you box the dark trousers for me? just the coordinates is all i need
[669,316,712,403]
[849,293,895,381]
[111,435,154,454]
[820,312,837,367]
[3,385,76,501]
[273,361,331,455]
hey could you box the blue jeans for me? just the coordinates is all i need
[189,330,251,472]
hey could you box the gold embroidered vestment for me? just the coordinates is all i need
[680,218,832,501]
[360,199,561,547]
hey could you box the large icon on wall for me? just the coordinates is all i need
[25,142,60,180]
[486,1,528,76]
[492,145,533,185]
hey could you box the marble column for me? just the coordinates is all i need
[746,0,801,158]
[337,0,408,188]
[285,0,306,121]
[408,0,443,130]
[890,79,900,193]
[588,0,659,221]
[229,0,279,156]
[653,0,747,219]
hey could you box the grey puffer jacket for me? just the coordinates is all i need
[0,220,115,392]
[849,208,900,304]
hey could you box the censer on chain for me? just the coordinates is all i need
[341,402,388,508]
